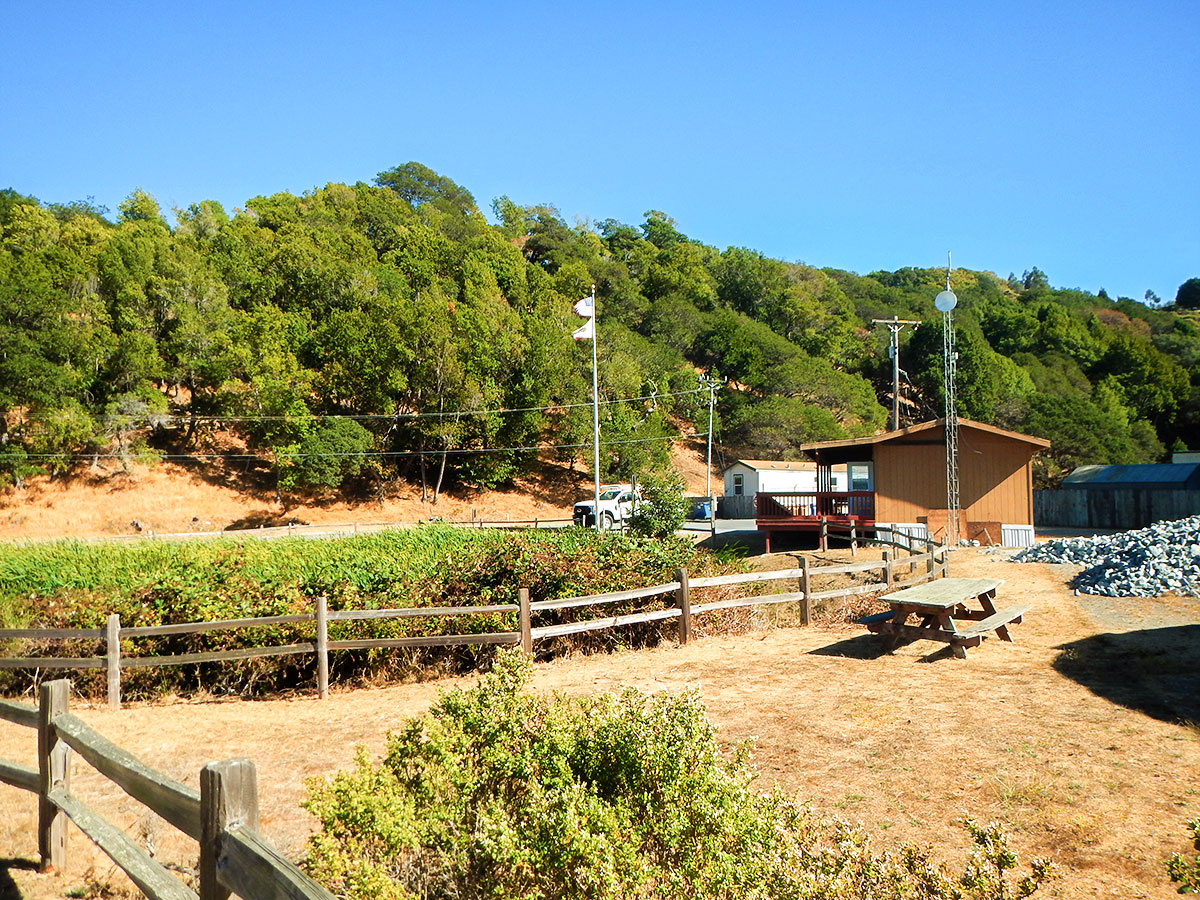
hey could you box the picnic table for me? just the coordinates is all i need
[859,577,1029,658]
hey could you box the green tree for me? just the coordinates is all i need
[628,471,689,537]
[1091,334,1189,424]
[724,394,844,456]
[116,188,166,226]
[1176,277,1200,310]
[279,418,375,492]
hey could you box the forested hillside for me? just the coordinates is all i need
[2,163,1197,495]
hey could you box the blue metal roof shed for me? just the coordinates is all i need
[1063,463,1200,491]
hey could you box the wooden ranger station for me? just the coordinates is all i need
[755,418,1050,552]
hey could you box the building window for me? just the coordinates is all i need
[732,474,744,496]
[849,464,872,492]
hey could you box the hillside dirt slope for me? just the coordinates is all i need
[0,438,715,541]
[1,549,1198,899]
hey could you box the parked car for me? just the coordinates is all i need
[573,484,640,529]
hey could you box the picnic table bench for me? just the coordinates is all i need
[860,577,1028,658]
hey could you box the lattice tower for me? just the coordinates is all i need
[943,309,960,545]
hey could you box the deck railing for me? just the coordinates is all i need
[756,491,875,520]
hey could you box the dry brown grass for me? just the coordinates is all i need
[0,442,715,542]
[1,549,1198,898]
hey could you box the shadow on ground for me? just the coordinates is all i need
[1054,624,1200,723]
[807,633,892,660]
[809,634,966,663]
[0,857,38,900]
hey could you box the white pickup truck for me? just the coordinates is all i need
[572,484,640,530]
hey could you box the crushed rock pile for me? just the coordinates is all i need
[1010,515,1200,597]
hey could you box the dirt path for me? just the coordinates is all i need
[2,549,1198,899]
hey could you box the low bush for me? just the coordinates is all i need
[0,527,744,698]
[627,472,689,538]
[1168,818,1200,892]
[304,651,1055,900]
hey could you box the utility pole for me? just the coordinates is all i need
[871,317,920,431]
[587,286,600,532]
[571,285,601,532]
[698,374,723,529]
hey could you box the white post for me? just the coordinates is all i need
[589,285,601,533]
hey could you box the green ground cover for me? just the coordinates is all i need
[0,526,741,698]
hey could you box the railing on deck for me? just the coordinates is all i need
[756,491,876,520]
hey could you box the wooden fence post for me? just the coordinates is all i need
[849,522,857,557]
[940,542,950,578]
[820,517,828,552]
[518,588,532,654]
[799,555,810,626]
[201,759,260,900]
[675,568,691,645]
[315,596,329,700]
[106,613,121,711]
[926,537,936,575]
[38,679,70,873]
[882,549,893,588]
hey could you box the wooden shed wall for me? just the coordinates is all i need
[959,429,1036,525]
[874,441,945,522]
[874,428,1035,525]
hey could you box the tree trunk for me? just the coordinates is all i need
[418,436,428,501]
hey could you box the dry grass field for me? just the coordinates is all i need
[0,439,715,541]
[1,547,1198,899]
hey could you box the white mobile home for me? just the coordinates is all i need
[719,459,849,518]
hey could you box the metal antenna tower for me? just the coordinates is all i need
[934,253,960,546]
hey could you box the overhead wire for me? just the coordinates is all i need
[19,431,710,462]
[12,387,707,427]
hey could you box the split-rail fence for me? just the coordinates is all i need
[0,679,333,900]
[0,531,946,899]
[1,531,948,711]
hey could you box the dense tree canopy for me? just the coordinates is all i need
[2,166,1197,494]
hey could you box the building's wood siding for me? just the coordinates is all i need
[874,428,1036,526]
[874,441,945,523]
[959,429,1035,525]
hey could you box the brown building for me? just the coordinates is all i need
[755,418,1050,551]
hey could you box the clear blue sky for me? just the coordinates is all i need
[3,0,1196,303]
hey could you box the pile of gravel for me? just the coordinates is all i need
[1010,515,1200,598]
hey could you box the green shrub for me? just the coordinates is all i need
[304,651,1054,900]
[628,472,689,538]
[1168,818,1200,892]
[0,528,742,698]
[278,418,375,491]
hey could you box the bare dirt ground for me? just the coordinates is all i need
[1,548,1198,899]
[0,440,715,542]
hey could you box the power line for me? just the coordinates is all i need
[10,387,706,428]
[19,431,710,462]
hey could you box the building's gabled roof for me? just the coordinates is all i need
[723,459,816,473]
[1063,463,1200,490]
[801,418,1051,455]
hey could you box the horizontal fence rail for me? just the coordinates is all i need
[17,517,579,545]
[0,681,333,900]
[0,538,946,898]
[0,534,947,708]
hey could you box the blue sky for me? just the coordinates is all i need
[2,0,1196,302]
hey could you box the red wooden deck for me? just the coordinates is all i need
[756,492,876,552]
